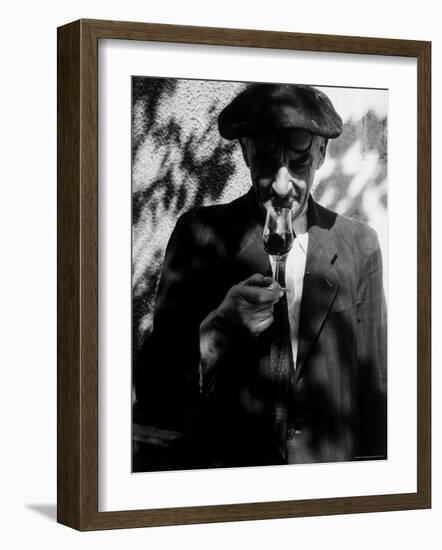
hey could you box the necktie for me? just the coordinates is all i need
[269,258,293,462]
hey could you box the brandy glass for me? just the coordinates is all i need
[263,205,294,286]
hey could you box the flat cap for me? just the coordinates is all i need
[218,83,343,140]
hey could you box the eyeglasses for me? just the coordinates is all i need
[251,129,313,155]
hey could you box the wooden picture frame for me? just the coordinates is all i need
[57,18,431,530]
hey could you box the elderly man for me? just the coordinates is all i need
[134,83,387,471]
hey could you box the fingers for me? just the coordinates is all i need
[241,273,274,287]
[237,273,285,305]
[238,284,283,305]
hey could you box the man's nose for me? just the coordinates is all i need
[272,165,292,197]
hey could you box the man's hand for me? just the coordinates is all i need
[215,273,283,338]
[198,274,283,394]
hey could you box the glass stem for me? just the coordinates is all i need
[274,258,280,286]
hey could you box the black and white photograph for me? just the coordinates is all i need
[132,77,388,473]
[2,0,435,542]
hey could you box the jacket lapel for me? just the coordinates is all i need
[235,221,272,276]
[295,199,340,379]
[234,188,272,277]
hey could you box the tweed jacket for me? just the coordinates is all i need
[134,188,387,471]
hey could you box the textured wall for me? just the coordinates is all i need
[132,77,388,352]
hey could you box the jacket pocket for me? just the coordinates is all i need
[331,299,363,315]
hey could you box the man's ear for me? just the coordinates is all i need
[316,137,328,169]
[239,137,250,168]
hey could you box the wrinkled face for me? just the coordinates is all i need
[240,129,327,220]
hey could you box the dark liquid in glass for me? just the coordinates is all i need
[263,233,294,256]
